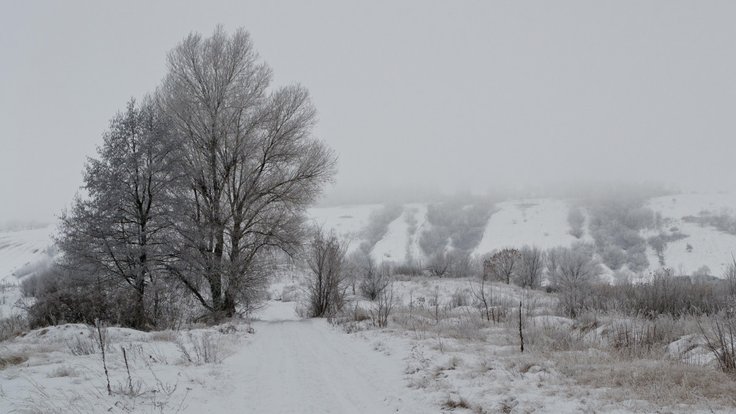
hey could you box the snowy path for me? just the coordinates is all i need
[183,301,434,414]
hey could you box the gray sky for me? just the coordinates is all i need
[1,1,735,221]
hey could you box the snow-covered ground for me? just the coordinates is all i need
[185,301,434,413]
[370,203,428,264]
[473,199,583,255]
[645,193,736,276]
[0,300,435,414]
[308,204,381,253]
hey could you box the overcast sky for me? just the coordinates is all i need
[1,1,735,221]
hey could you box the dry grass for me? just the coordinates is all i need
[149,330,177,342]
[47,365,80,378]
[0,314,28,342]
[176,332,228,364]
[0,353,28,369]
[554,350,736,407]
[441,395,471,410]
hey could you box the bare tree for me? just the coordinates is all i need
[515,246,545,289]
[161,26,336,318]
[305,229,347,317]
[471,270,496,323]
[484,248,521,284]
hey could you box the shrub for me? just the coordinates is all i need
[700,313,736,374]
[370,287,394,328]
[176,332,223,364]
[304,229,348,317]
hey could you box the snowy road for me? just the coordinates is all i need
[183,301,434,414]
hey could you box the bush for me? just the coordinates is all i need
[358,258,391,300]
[176,332,224,364]
[23,263,190,330]
[700,313,736,374]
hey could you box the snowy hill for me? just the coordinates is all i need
[310,193,736,278]
[644,193,736,276]
[0,225,56,284]
[474,199,585,254]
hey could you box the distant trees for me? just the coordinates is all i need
[419,199,493,259]
[586,198,655,272]
[28,26,336,328]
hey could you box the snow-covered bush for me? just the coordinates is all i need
[304,229,348,317]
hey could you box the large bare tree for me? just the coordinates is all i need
[161,26,336,318]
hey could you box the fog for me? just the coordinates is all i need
[1,1,735,221]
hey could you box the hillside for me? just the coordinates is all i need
[0,225,56,284]
[310,192,736,278]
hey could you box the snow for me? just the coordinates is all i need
[646,193,736,276]
[0,301,436,413]
[0,224,56,284]
[185,301,434,413]
[308,194,736,278]
[474,199,581,255]
[308,204,381,253]
[370,204,428,264]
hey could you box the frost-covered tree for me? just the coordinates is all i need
[547,243,602,317]
[515,246,545,289]
[161,26,336,318]
[56,98,178,329]
[305,229,347,317]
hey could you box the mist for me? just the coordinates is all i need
[2,1,735,221]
